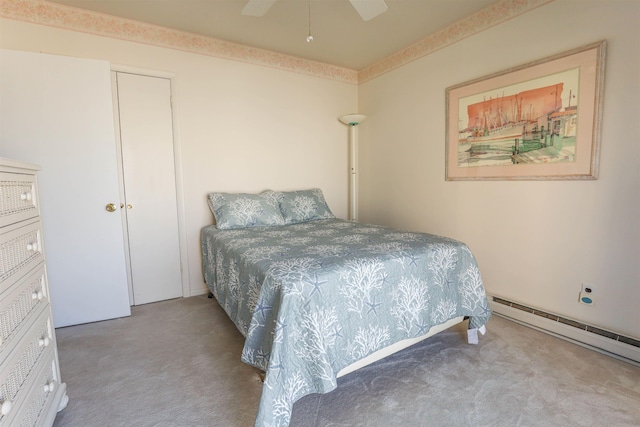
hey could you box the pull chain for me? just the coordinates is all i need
[306,0,314,43]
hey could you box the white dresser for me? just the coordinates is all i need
[0,158,68,427]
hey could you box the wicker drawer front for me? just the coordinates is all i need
[1,347,57,427]
[0,221,44,293]
[0,266,49,362]
[0,308,53,426]
[0,173,38,229]
[0,159,66,427]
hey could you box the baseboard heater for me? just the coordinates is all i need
[489,295,640,365]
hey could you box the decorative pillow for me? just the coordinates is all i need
[207,191,285,230]
[276,188,335,224]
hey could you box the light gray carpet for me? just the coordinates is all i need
[52,295,640,427]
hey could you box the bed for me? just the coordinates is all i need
[201,189,491,427]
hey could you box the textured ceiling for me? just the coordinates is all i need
[46,0,498,70]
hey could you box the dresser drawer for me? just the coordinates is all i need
[0,158,66,427]
[0,308,54,427]
[0,172,39,229]
[0,346,59,427]
[0,220,44,293]
[0,266,49,362]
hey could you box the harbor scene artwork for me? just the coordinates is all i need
[457,68,579,168]
[446,41,605,180]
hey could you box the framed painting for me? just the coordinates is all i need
[445,41,606,180]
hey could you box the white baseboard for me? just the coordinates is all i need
[489,297,640,366]
[191,284,210,297]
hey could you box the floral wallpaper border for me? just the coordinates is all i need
[358,0,553,84]
[1,0,552,85]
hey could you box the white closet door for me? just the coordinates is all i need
[114,72,182,305]
[0,49,131,327]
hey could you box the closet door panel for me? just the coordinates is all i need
[115,72,182,305]
[0,49,131,327]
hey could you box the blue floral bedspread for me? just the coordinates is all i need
[201,218,491,427]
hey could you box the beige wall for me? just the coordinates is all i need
[0,19,357,296]
[2,1,638,338]
[358,0,639,338]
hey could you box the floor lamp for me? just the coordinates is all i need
[339,114,366,221]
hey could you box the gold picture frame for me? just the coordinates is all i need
[445,40,606,180]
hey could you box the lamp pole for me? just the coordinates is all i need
[339,114,366,221]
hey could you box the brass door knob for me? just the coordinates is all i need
[106,203,117,212]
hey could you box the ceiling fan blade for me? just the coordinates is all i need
[241,0,278,17]
[349,0,388,21]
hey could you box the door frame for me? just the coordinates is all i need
[110,64,190,304]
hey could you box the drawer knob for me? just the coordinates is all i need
[39,337,51,347]
[26,242,39,252]
[20,192,32,201]
[31,290,44,300]
[43,381,56,393]
[1,400,11,416]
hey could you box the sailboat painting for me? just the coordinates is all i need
[458,69,579,167]
[446,41,605,180]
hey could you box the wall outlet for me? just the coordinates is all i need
[582,283,595,294]
[579,283,595,306]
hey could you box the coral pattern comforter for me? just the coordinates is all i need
[201,218,491,427]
